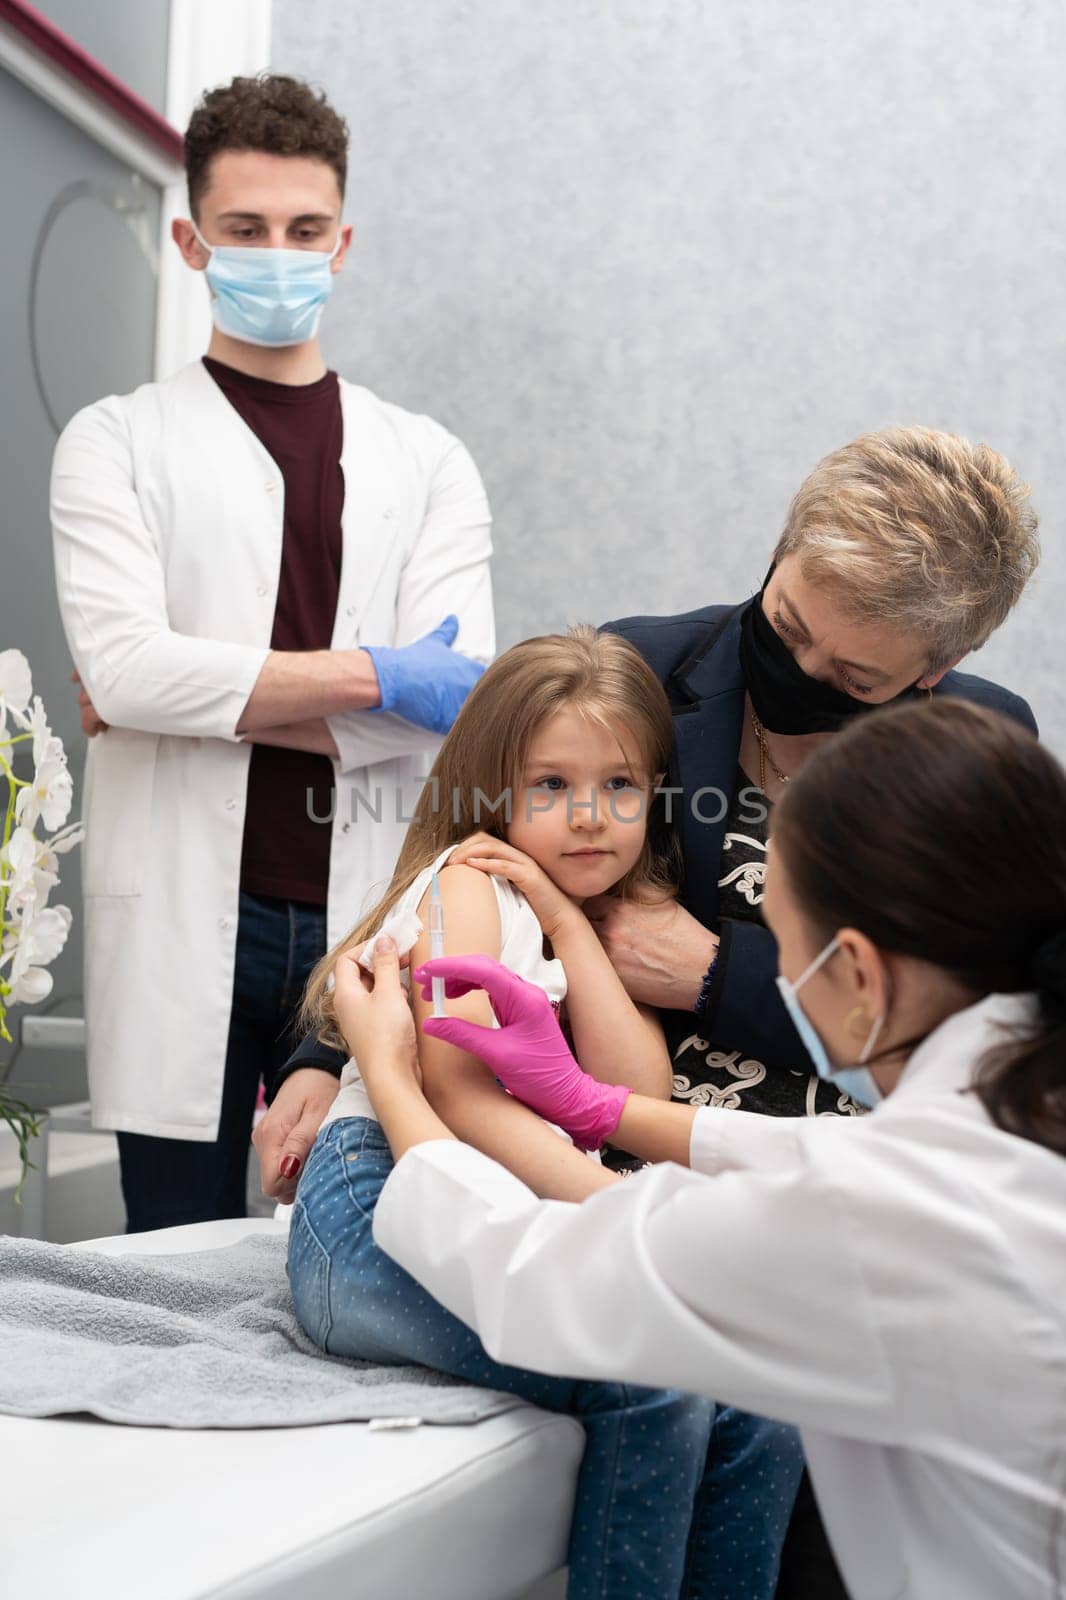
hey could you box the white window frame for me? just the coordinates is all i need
[160,0,273,377]
[0,0,272,380]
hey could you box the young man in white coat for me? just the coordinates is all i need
[51,74,494,1231]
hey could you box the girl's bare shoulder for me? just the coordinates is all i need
[413,859,502,943]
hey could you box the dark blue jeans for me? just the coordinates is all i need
[117,890,327,1233]
[289,1116,804,1600]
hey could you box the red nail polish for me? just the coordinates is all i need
[280,1155,301,1179]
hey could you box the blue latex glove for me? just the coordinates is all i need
[362,615,485,735]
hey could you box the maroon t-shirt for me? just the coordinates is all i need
[203,356,343,906]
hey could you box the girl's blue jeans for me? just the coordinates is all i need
[288,1117,802,1600]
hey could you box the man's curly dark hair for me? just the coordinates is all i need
[184,73,349,218]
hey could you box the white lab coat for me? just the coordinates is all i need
[51,358,494,1138]
[374,993,1066,1599]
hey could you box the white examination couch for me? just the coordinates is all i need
[2,1217,581,1600]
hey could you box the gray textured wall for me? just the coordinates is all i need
[271,0,1064,753]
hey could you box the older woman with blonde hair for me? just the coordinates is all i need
[574,426,1041,1123]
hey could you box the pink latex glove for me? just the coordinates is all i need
[413,953,630,1152]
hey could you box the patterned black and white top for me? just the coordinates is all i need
[670,770,866,1121]
[604,771,863,1176]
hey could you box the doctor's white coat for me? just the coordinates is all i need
[51,358,494,1138]
[374,993,1066,1600]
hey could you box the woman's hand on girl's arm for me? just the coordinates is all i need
[583,892,719,1012]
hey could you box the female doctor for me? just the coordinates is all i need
[329,697,1066,1600]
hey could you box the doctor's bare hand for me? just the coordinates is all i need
[582,892,719,1011]
[253,1068,343,1203]
[332,936,422,1094]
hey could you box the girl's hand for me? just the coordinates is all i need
[332,936,422,1092]
[449,831,577,940]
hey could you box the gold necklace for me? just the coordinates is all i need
[750,706,790,791]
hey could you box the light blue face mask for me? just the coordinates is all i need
[192,222,343,348]
[775,936,886,1108]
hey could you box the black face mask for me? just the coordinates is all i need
[738,590,921,735]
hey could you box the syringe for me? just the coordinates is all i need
[429,870,446,1018]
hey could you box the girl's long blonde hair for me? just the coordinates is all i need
[300,624,680,1051]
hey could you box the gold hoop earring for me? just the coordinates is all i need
[844,1005,870,1041]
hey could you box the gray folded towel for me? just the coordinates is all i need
[0,1231,519,1429]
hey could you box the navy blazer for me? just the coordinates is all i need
[269,598,1037,1099]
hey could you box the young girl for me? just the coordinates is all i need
[287,626,802,1599]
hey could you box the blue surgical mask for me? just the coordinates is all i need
[192,222,343,347]
[775,936,885,1108]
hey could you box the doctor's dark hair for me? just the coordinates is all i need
[773,699,1066,1157]
[300,625,681,1052]
[184,74,349,220]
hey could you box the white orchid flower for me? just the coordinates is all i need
[0,663,82,1184]
[47,820,85,855]
[8,965,54,1005]
[0,649,32,740]
[3,904,72,981]
[0,824,78,919]
[25,695,64,769]
[28,903,72,965]
[0,649,32,710]
[30,848,60,910]
[15,754,73,832]
[0,825,42,913]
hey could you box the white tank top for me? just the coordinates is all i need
[321,841,574,1137]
